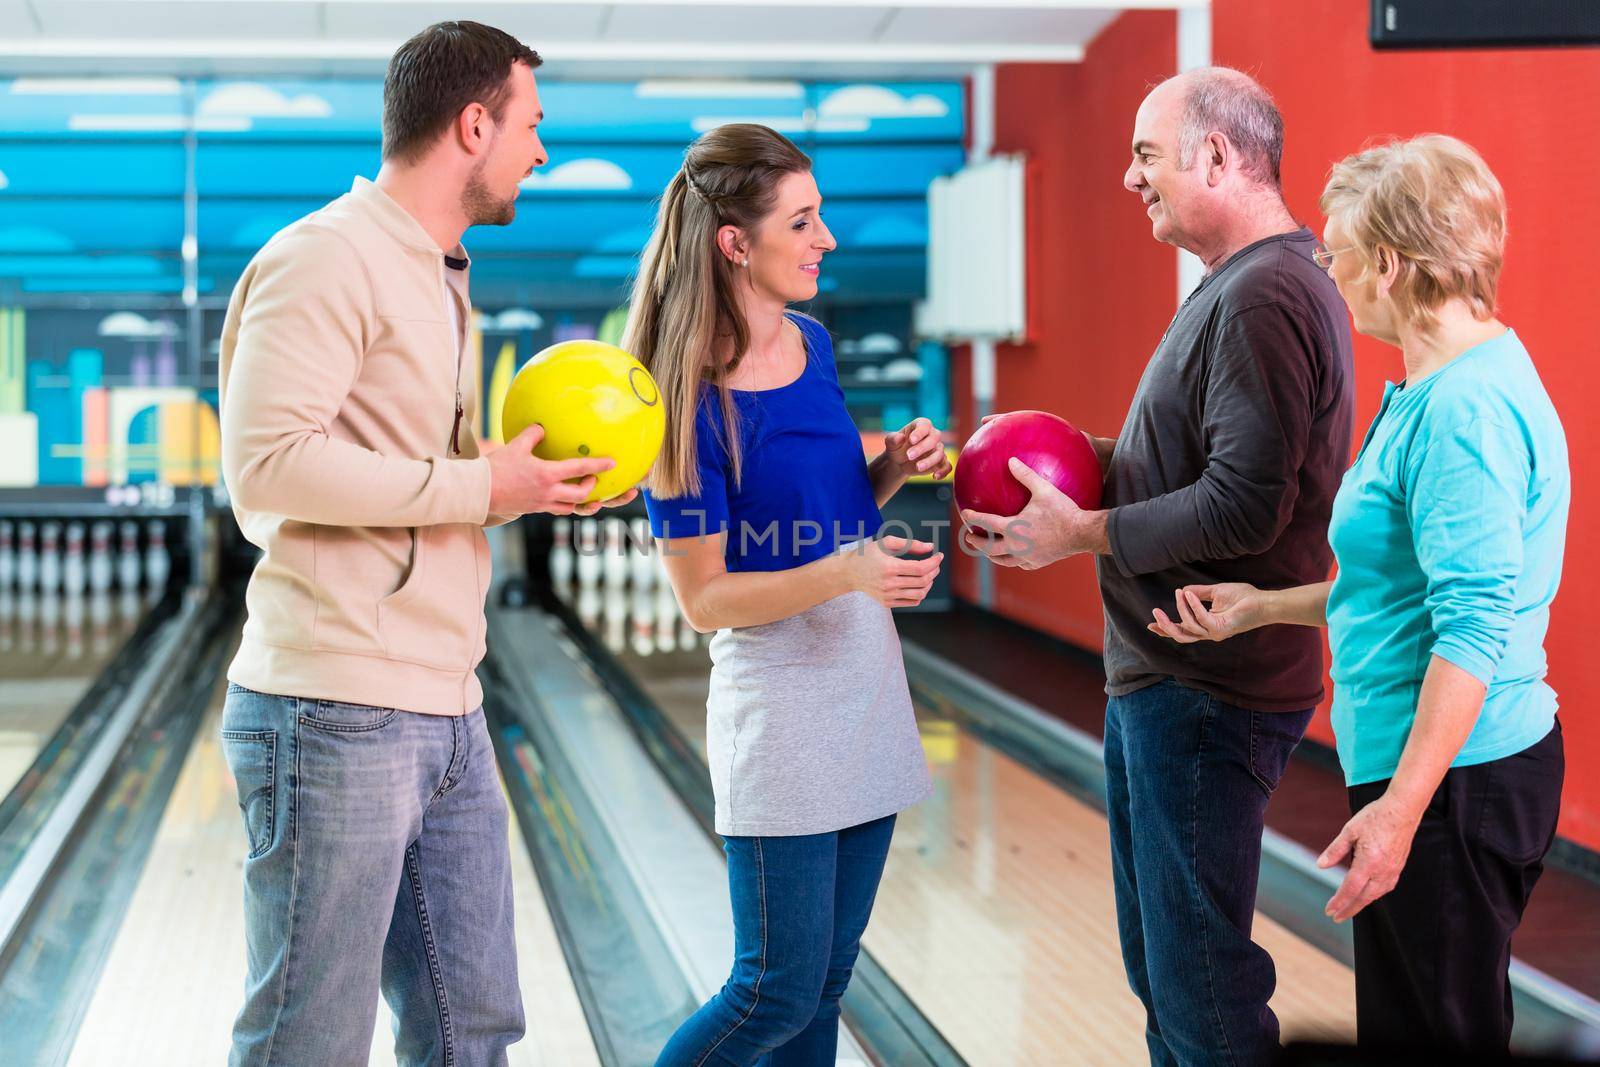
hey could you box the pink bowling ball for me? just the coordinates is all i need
[954,410,1103,518]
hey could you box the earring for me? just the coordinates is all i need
[742,258,749,268]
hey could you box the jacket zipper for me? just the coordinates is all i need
[443,260,465,456]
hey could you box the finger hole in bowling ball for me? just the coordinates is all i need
[578,444,590,456]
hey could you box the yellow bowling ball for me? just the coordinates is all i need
[501,340,666,503]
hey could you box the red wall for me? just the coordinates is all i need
[949,10,1178,650]
[965,4,1600,850]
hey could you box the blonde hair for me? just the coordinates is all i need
[1320,133,1506,330]
[623,124,812,498]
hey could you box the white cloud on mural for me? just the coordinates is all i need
[819,85,949,120]
[200,83,332,119]
[857,333,903,355]
[520,159,632,192]
[97,312,179,339]
[486,308,544,331]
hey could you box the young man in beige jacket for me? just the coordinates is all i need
[217,22,629,1066]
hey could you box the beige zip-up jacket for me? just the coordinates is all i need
[219,177,504,716]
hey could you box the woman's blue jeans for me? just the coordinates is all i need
[655,814,896,1066]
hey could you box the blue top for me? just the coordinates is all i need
[643,313,884,572]
[1325,329,1569,786]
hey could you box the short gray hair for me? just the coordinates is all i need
[1171,67,1283,187]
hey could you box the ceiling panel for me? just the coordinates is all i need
[321,3,613,42]
[604,4,900,44]
[881,7,1121,45]
[0,1,39,38]
[34,2,324,39]
[0,0,1177,76]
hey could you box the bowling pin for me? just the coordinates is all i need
[17,521,38,592]
[145,520,171,601]
[88,522,114,594]
[18,587,36,654]
[577,584,601,632]
[628,518,656,593]
[654,572,679,654]
[117,521,141,593]
[90,590,112,656]
[40,591,60,657]
[549,517,575,600]
[65,590,85,660]
[602,517,629,595]
[575,520,602,597]
[118,586,141,628]
[0,520,14,591]
[63,522,86,596]
[602,582,628,654]
[39,521,61,596]
[0,587,13,652]
[630,583,656,657]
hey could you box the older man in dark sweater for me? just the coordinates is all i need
[962,67,1353,1065]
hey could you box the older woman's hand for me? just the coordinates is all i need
[1316,794,1425,922]
[1146,583,1268,643]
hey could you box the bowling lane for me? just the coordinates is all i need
[601,604,1357,1065]
[63,671,601,1067]
[0,518,171,799]
[0,588,154,798]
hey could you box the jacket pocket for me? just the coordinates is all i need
[377,525,430,617]
[311,524,420,653]
[377,524,486,670]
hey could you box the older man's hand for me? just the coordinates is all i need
[959,458,1108,569]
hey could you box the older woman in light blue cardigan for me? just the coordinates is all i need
[1151,134,1568,1053]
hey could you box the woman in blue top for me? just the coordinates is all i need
[624,123,950,1066]
[1149,135,1568,1052]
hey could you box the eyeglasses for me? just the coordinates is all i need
[1312,246,1352,272]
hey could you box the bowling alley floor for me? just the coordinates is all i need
[0,591,145,798]
[609,615,1358,1065]
[59,676,599,1067]
[894,603,1600,1003]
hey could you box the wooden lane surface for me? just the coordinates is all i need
[64,678,600,1067]
[625,644,1356,1066]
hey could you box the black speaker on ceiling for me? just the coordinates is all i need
[1370,0,1600,49]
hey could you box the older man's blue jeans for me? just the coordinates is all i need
[1104,678,1313,1067]
[220,684,525,1066]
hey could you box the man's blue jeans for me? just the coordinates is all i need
[655,814,896,1066]
[220,684,525,1066]
[1104,678,1312,1067]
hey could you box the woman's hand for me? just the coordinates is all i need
[839,536,943,610]
[1146,583,1271,643]
[884,418,952,479]
[572,487,638,517]
[1316,794,1424,922]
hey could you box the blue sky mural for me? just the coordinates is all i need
[0,76,963,304]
